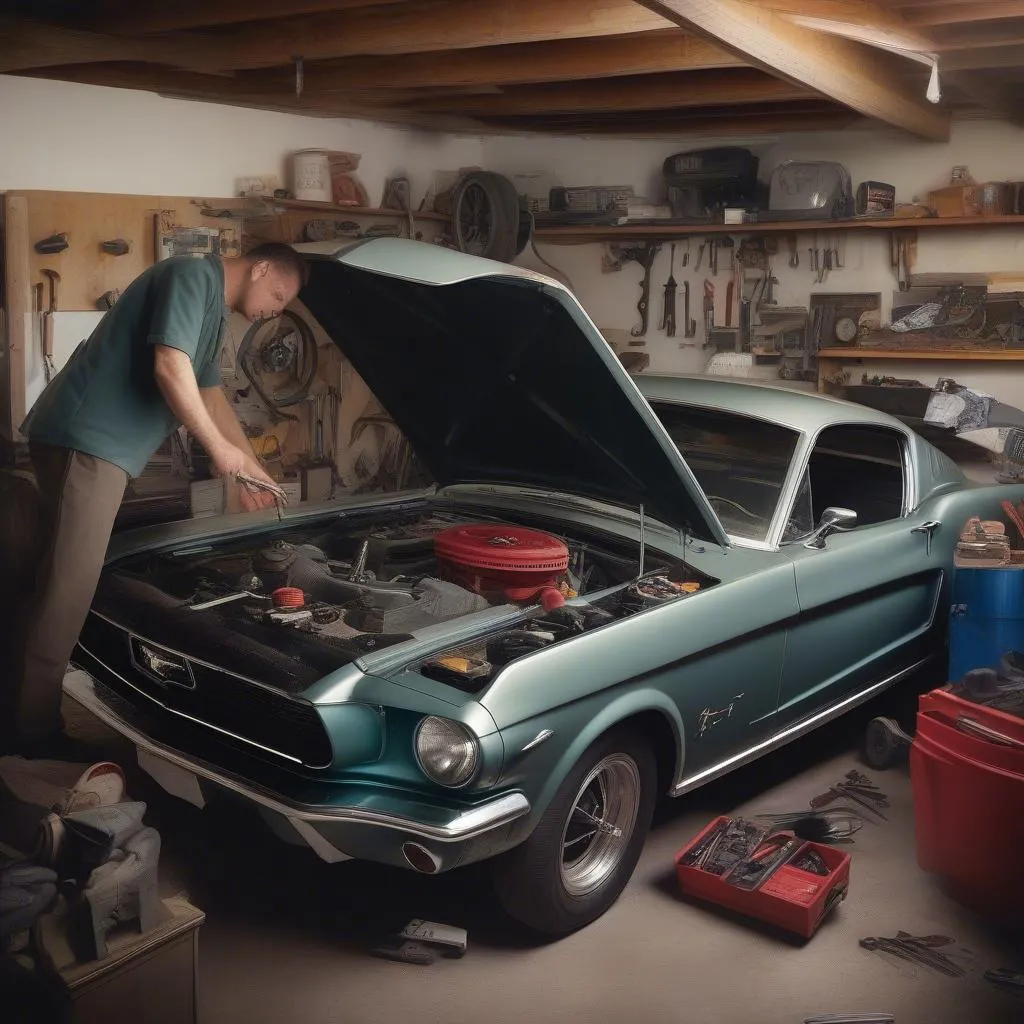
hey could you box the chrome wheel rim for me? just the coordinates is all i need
[559,753,641,897]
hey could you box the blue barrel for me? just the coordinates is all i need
[949,567,1024,682]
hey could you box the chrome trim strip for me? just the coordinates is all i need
[670,656,931,796]
[521,729,554,753]
[77,642,311,767]
[63,669,531,843]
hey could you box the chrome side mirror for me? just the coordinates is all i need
[804,507,857,549]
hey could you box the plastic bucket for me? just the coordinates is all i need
[292,150,331,202]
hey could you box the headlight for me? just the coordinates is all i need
[414,716,479,788]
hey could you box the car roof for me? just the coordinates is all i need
[635,373,910,435]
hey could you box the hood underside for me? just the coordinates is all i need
[298,239,726,545]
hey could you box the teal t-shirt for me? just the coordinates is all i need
[22,254,227,477]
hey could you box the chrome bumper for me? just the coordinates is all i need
[64,669,530,865]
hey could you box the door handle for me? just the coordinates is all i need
[911,520,941,555]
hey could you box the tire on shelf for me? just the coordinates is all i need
[451,171,523,264]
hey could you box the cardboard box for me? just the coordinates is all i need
[929,182,1012,218]
[39,896,204,1024]
[189,478,225,519]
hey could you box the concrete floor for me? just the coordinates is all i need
[65,689,1023,1024]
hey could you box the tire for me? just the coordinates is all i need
[492,728,656,935]
[451,171,522,264]
[864,716,911,770]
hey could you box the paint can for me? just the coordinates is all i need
[292,150,332,202]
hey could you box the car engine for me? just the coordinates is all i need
[90,510,710,692]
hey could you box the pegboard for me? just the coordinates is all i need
[2,190,241,438]
[9,189,239,312]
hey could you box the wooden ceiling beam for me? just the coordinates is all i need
[900,3,1024,27]
[407,69,810,116]
[0,15,224,73]
[931,25,1024,50]
[940,45,1024,71]
[12,63,494,107]
[172,0,677,73]
[940,73,1024,126]
[2,1,676,75]
[637,0,950,140]
[245,30,746,93]
[80,0,408,35]
[482,103,858,137]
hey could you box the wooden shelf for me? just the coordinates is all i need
[271,199,449,220]
[200,197,449,221]
[535,214,1024,244]
[819,347,1024,361]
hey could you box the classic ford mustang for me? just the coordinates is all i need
[64,238,1024,935]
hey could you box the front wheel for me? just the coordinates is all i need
[492,728,656,935]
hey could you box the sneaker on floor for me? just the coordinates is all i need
[60,762,126,815]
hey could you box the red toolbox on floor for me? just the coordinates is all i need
[674,815,851,939]
[911,687,1024,918]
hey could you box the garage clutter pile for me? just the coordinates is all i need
[1,756,166,1007]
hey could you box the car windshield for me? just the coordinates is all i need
[650,401,800,543]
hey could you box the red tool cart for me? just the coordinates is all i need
[674,815,852,939]
[911,687,1024,918]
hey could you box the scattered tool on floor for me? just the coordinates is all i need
[661,243,677,337]
[859,932,966,978]
[369,919,467,965]
[812,771,889,820]
[804,1014,895,1024]
[984,967,1024,996]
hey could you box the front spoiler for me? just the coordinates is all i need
[64,669,530,868]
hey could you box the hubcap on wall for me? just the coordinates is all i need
[559,753,641,897]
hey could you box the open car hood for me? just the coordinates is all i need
[296,238,727,546]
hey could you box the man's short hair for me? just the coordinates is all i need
[245,242,310,288]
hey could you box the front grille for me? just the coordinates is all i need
[78,613,333,767]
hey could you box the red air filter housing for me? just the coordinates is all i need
[435,524,569,609]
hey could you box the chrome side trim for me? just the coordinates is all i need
[77,643,311,767]
[671,656,931,796]
[521,729,554,753]
[63,669,531,843]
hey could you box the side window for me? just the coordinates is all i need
[802,425,907,528]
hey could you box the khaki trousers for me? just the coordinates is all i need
[12,444,127,740]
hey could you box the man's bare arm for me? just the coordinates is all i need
[153,345,274,492]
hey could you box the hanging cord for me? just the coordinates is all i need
[525,210,577,294]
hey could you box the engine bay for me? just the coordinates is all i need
[91,507,715,693]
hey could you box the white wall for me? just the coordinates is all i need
[492,119,1024,407]
[0,74,483,206]
[3,75,1024,409]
